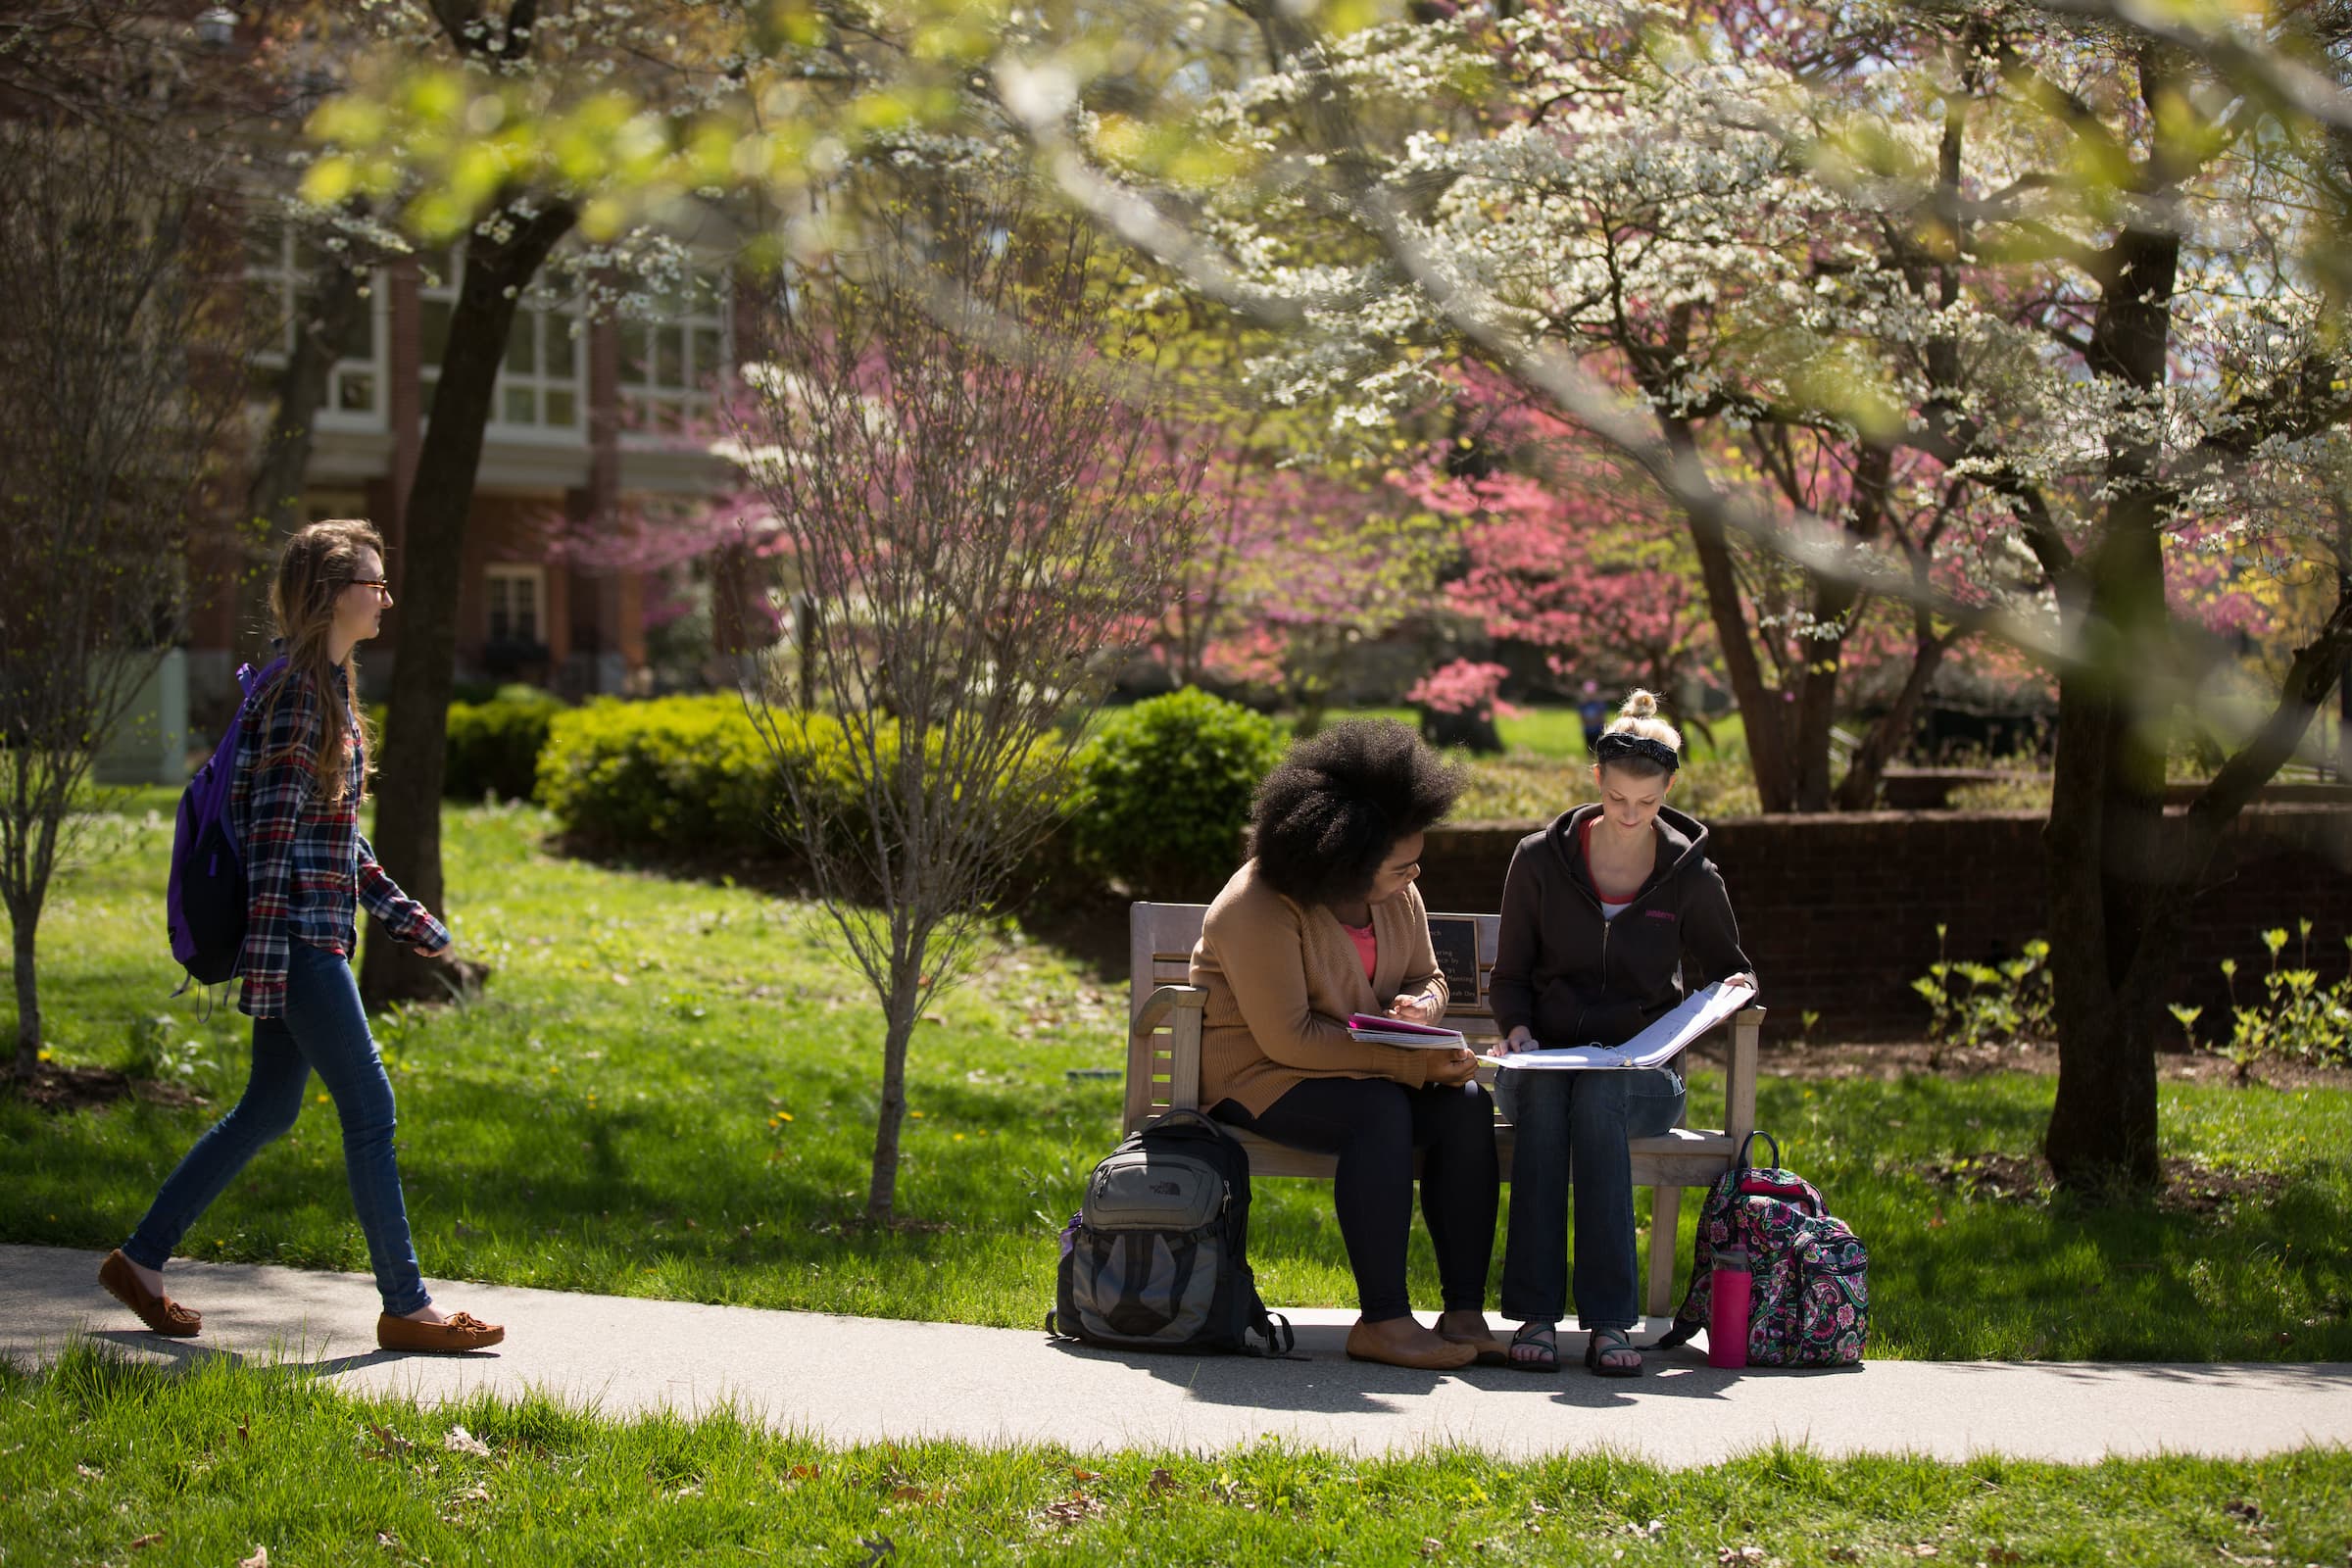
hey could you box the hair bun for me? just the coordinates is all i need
[1621,688,1660,719]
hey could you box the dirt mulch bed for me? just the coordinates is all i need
[1717,1037,2352,1091]
[1917,1152,2291,1214]
[2,1063,209,1114]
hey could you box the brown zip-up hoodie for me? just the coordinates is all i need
[1488,803,1752,1051]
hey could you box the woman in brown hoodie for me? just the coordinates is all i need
[1490,691,1754,1376]
[1191,720,1500,1371]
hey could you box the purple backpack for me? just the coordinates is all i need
[167,658,286,989]
[1658,1131,1870,1367]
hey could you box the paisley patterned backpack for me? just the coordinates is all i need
[1657,1131,1869,1367]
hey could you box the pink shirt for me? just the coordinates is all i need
[1341,919,1378,981]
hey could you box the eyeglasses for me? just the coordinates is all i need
[346,577,392,596]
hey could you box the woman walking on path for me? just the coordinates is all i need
[1191,720,1500,1371]
[1491,690,1753,1377]
[100,520,504,1353]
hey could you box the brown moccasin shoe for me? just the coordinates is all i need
[1344,1320,1477,1370]
[376,1310,505,1353]
[98,1249,200,1338]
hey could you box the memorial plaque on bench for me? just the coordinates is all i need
[1427,915,1481,1006]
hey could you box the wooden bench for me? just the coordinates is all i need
[1121,901,1764,1317]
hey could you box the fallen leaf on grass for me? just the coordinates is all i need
[239,1550,269,1568]
[443,1425,492,1457]
[1147,1467,1178,1495]
[1037,1491,1106,1528]
[75,1462,102,1479]
[1912,1545,1940,1558]
[128,1533,164,1549]
[1720,1548,1767,1564]
[366,1422,414,1457]
[1983,1550,2022,1565]
[889,1485,933,1504]
[787,1463,822,1482]
[1827,1551,1861,1563]
[235,1417,250,1444]
[1070,1468,1102,1482]
[2225,1499,2263,1524]
[377,1532,402,1550]
[1419,1541,1443,1559]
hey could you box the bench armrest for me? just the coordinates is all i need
[1126,985,1207,1132]
[1131,984,1205,1036]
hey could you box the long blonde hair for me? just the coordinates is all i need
[257,519,383,805]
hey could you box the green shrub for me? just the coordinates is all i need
[537,696,780,853]
[1071,689,1285,899]
[447,688,565,803]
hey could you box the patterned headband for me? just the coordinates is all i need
[1594,731,1680,771]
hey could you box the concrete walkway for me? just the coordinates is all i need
[5,1245,2346,1466]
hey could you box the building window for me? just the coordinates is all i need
[419,253,584,439]
[245,224,385,424]
[484,564,546,647]
[619,272,731,436]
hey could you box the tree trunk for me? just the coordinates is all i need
[1833,622,1951,811]
[249,247,368,546]
[2042,172,2181,1189]
[360,202,574,1009]
[865,957,923,1225]
[10,906,36,1076]
[1788,576,1860,812]
[1678,487,1795,809]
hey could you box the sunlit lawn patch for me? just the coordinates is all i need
[5,797,2346,1359]
[7,1346,2350,1567]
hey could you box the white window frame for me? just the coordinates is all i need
[246,223,388,430]
[483,564,548,648]
[618,270,733,441]
[418,252,587,446]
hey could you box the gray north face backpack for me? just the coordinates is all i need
[1047,1109,1294,1355]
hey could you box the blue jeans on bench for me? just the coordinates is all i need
[123,940,432,1316]
[1495,1064,1685,1332]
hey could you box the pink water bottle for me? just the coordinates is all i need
[1708,1247,1752,1369]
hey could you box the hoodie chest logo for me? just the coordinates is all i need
[1643,909,1677,921]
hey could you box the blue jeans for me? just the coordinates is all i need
[125,940,430,1315]
[1495,1064,1686,1330]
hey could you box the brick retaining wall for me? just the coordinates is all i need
[1418,806,2352,1040]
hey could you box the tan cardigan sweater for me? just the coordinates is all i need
[1189,859,1450,1116]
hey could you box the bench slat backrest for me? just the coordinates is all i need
[1127,901,1517,1134]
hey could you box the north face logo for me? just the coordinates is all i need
[1150,1181,1182,1196]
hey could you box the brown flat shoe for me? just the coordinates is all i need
[98,1250,200,1338]
[1434,1313,1510,1367]
[1345,1321,1477,1371]
[376,1311,505,1353]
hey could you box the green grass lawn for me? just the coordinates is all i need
[7,1345,2349,1567]
[5,798,2349,1360]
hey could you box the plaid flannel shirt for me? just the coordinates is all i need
[232,666,449,1018]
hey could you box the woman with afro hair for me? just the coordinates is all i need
[1189,719,1500,1371]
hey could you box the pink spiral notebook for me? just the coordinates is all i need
[1346,1013,1467,1049]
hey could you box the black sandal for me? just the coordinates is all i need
[1584,1326,1643,1378]
[1507,1322,1559,1373]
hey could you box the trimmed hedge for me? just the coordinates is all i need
[447,687,565,803]
[537,696,780,853]
[535,689,1287,901]
[1070,689,1285,899]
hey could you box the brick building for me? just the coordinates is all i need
[184,212,750,718]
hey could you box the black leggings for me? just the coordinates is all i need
[1211,1076,1498,1323]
